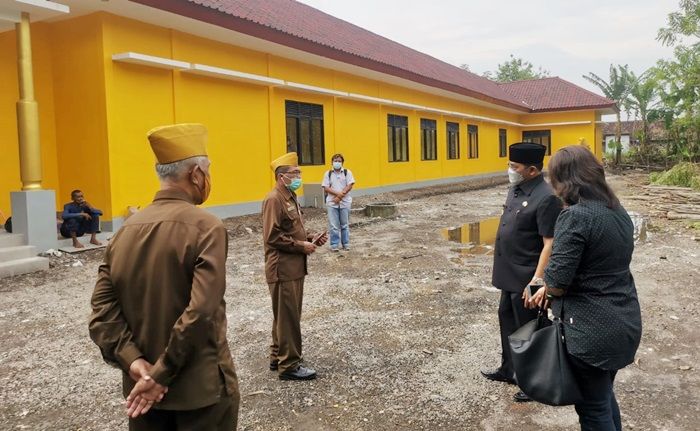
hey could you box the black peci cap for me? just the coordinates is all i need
[509,142,546,165]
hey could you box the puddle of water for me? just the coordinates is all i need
[441,217,500,255]
[443,213,648,257]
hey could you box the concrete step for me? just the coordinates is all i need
[0,232,25,247]
[0,256,49,279]
[0,245,37,263]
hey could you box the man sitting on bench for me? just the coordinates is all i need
[60,190,102,248]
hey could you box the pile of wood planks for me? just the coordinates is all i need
[628,185,700,220]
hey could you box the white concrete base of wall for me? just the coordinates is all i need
[11,190,58,252]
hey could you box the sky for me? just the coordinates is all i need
[298,0,680,118]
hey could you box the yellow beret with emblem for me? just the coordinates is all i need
[147,123,207,164]
[270,152,298,171]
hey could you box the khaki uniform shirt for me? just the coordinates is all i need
[262,182,313,283]
[89,189,238,411]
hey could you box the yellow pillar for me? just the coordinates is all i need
[15,12,43,191]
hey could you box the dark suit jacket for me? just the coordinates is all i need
[492,175,562,292]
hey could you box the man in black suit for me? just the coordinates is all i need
[481,142,562,402]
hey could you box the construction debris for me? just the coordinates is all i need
[628,185,700,221]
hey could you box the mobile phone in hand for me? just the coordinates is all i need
[312,231,327,245]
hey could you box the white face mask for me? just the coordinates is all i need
[508,167,524,185]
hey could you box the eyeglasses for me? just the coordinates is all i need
[285,170,302,178]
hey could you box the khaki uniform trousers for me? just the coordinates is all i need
[268,277,305,374]
[129,386,239,431]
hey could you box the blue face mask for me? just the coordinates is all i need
[287,177,303,191]
[333,161,343,170]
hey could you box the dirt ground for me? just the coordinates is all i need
[1,171,698,430]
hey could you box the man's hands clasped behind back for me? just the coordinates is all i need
[125,358,168,418]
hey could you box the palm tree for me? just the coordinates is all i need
[583,64,632,164]
[625,70,658,163]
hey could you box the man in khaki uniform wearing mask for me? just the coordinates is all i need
[89,124,240,430]
[263,152,327,380]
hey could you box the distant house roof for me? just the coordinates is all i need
[602,121,637,135]
[601,121,669,140]
[130,0,616,113]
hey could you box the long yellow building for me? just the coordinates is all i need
[0,0,615,231]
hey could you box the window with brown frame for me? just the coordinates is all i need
[447,122,460,159]
[285,100,325,165]
[421,119,437,160]
[522,130,552,155]
[499,128,507,158]
[388,114,409,162]
[468,125,479,159]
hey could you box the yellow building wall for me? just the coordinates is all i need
[519,110,598,165]
[333,99,381,189]
[1,12,602,224]
[49,15,112,218]
[101,14,175,219]
[174,32,273,206]
[0,30,21,220]
[594,112,604,159]
[0,23,61,220]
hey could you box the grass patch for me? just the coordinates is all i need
[650,163,700,190]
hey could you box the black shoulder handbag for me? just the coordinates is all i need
[508,304,583,406]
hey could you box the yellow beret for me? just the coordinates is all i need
[147,123,207,164]
[270,152,298,171]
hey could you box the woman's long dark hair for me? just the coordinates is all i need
[548,145,620,208]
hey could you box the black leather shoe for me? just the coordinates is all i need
[480,369,516,385]
[269,360,278,371]
[279,365,317,381]
[513,391,533,402]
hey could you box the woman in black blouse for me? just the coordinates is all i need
[527,145,642,431]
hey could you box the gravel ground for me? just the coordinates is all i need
[0,172,698,430]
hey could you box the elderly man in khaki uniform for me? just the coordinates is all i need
[89,124,240,430]
[263,152,327,380]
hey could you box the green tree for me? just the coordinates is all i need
[655,0,700,162]
[583,65,632,165]
[483,54,550,82]
[654,49,700,161]
[624,70,659,160]
[656,0,700,47]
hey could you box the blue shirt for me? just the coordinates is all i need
[62,202,102,219]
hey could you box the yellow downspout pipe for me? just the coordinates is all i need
[16,12,43,191]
